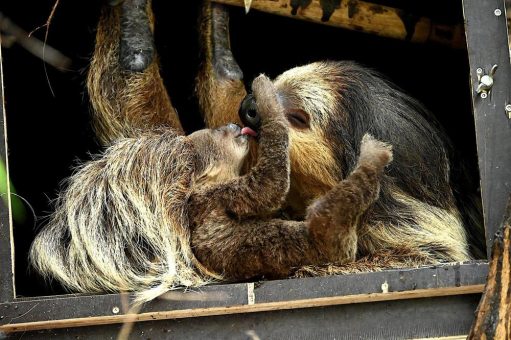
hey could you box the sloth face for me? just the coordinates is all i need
[270,62,344,207]
[211,123,251,163]
[188,123,252,184]
[274,62,343,134]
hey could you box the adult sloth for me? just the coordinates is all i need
[85,0,482,272]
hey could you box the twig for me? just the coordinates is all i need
[0,11,71,71]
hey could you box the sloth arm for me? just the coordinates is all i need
[88,0,183,145]
[193,118,289,218]
[192,76,290,218]
[191,136,390,279]
[196,2,247,128]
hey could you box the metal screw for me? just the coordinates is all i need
[481,93,488,99]
[505,104,511,119]
[112,306,120,314]
[495,8,502,16]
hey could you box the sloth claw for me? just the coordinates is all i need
[209,4,244,81]
[358,134,393,169]
[119,0,155,72]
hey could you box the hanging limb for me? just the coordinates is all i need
[468,196,511,339]
[212,0,466,49]
[196,1,247,128]
[87,0,183,145]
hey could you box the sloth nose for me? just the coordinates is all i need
[239,94,261,130]
[226,123,241,133]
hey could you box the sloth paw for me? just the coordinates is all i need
[250,74,284,123]
[119,0,155,72]
[251,74,274,99]
[358,134,393,170]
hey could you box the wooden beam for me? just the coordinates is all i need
[0,285,484,333]
[468,197,511,338]
[463,0,511,257]
[212,0,466,48]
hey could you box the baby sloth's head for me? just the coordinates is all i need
[188,123,256,185]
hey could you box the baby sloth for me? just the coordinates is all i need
[30,75,392,301]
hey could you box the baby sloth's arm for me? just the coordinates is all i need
[191,134,393,280]
[306,135,393,263]
[195,75,290,218]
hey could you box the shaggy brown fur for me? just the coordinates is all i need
[122,1,480,261]
[292,248,434,278]
[196,1,247,128]
[87,0,182,145]
[30,0,482,300]
[30,75,392,302]
[269,62,478,262]
[81,0,480,269]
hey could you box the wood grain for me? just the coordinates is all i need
[468,225,511,339]
[0,284,484,333]
[213,0,465,48]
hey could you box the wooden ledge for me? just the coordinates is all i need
[1,284,484,333]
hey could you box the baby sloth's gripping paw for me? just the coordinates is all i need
[251,74,285,125]
[357,134,393,171]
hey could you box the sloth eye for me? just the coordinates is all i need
[286,110,310,129]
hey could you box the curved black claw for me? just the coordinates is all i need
[290,0,312,15]
[398,11,419,41]
[119,0,155,72]
[210,4,243,80]
[320,0,341,22]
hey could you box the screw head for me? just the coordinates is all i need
[495,8,502,16]
[506,104,511,112]
[112,306,120,314]
[481,92,488,99]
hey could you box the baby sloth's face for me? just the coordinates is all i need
[188,123,256,184]
[211,123,252,164]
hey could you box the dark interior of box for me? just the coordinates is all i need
[0,0,481,297]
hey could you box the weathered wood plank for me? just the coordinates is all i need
[468,196,511,339]
[463,0,511,255]
[0,285,484,333]
[213,0,465,47]
[0,262,487,333]
[9,295,482,339]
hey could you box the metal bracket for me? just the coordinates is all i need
[476,64,498,98]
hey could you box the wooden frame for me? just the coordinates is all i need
[0,0,509,337]
[464,0,511,255]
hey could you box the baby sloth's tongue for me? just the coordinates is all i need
[241,127,257,137]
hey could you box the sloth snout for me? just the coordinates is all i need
[239,94,261,131]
